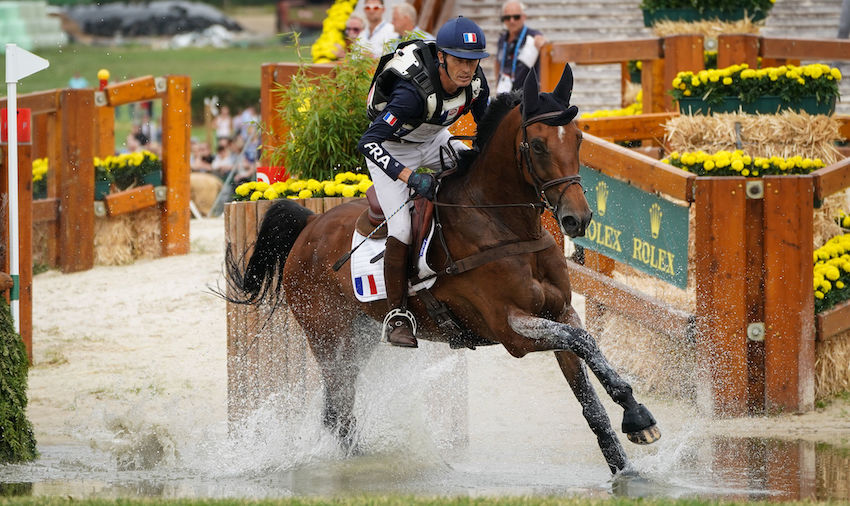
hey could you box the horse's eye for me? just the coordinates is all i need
[531,140,546,154]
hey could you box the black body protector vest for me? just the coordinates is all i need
[366,40,484,143]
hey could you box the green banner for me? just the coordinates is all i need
[573,166,690,288]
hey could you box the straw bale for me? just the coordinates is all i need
[665,112,843,163]
[130,207,162,260]
[651,19,760,37]
[94,215,134,265]
[815,331,850,400]
[190,172,223,217]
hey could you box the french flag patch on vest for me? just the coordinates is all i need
[382,111,397,126]
[463,32,477,44]
[354,274,379,297]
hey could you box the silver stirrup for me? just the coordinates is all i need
[381,308,417,343]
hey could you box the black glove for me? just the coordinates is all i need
[407,172,436,200]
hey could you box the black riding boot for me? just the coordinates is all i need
[383,236,417,348]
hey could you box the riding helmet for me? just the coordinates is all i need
[436,16,489,60]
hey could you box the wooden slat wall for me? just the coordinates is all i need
[694,177,748,415]
[763,176,815,413]
[57,89,95,272]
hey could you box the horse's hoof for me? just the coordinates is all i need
[626,425,661,445]
[622,403,660,444]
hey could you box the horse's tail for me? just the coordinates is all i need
[224,199,315,306]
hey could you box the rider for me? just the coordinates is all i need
[357,16,491,348]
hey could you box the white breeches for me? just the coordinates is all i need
[365,128,468,244]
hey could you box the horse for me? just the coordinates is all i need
[226,64,661,474]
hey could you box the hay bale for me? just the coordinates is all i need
[94,215,134,265]
[130,207,161,260]
[651,19,761,37]
[816,331,850,400]
[191,172,223,217]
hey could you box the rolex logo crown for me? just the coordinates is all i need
[596,181,609,217]
[650,203,663,239]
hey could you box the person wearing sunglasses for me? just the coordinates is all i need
[334,13,367,59]
[357,0,398,58]
[494,0,546,94]
[357,16,490,347]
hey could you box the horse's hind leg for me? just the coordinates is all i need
[305,321,362,454]
[510,314,660,445]
[555,350,628,474]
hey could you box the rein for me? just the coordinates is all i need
[421,109,580,283]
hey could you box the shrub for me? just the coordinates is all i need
[190,83,260,124]
[0,299,37,463]
[271,50,374,181]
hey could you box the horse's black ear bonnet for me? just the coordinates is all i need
[521,64,579,126]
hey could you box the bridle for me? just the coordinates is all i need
[433,109,584,217]
[517,110,584,216]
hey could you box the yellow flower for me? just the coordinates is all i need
[235,183,252,197]
[341,184,357,198]
[250,190,263,201]
[298,189,313,199]
[815,291,825,299]
[263,188,279,200]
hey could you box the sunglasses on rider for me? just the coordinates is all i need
[501,14,522,21]
[364,4,383,10]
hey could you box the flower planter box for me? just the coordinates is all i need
[95,179,111,200]
[642,7,767,27]
[677,96,741,115]
[679,95,836,116]
[629,70,641,84]
[141,170,162,187]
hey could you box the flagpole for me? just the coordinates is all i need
[6,46,21,332]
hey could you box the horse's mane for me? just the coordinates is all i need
[455,91,522,175]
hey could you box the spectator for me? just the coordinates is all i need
[356,0,397,57]
[68,72,89,89]
[391,3,432,40]
[190,139,214,173]
[232,106,258,141]
[494,0,546,94]
[211,138,234,180]
[214,105,233,143]
[333,13,367,59]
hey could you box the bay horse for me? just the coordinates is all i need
[226,65,661,474]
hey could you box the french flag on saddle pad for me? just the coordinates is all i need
[355,274,379,297]
[463,32,477,44]
[382,111,398,126]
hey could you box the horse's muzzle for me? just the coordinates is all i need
[560,210,592,238]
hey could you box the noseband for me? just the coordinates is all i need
[518,111,584,215]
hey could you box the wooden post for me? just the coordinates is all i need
[160,75,192,256]
[763,175,815,413]
[662,35,705,111]
[16,145,33,362]
[694,177,748,415]
[94,105,115,158]
[717,34,760,69]
[57,89,95,273]
[44,111,60,267]
[640,58,666,114]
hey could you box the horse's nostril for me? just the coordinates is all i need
[561,215,579,231]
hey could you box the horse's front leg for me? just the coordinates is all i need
[509,312,661,446]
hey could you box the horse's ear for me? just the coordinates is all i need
[552,64,574,105]
[522,69,539,120]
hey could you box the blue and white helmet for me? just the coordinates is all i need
[436,16,489,60]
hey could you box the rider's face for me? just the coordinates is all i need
[441,53,480,88]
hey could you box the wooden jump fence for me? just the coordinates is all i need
[0,75,192,360]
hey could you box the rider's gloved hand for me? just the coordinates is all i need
[406,172,437,200]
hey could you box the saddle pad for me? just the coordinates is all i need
[350,223,438,303]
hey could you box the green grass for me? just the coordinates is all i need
[2,43,302,93]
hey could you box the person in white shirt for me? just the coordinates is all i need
[391,2,432,40]
[357,0,398,58]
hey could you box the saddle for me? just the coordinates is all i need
[355,186,434,259]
